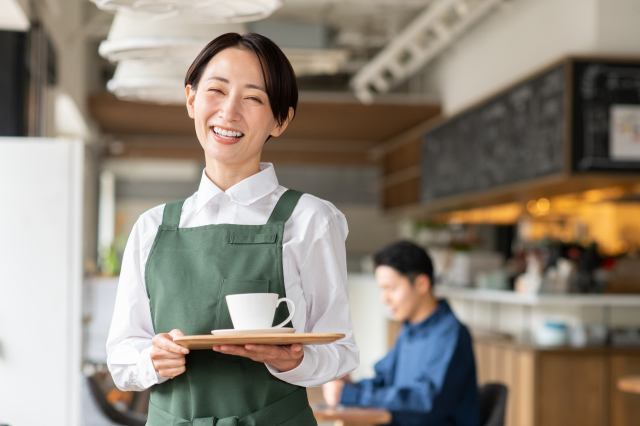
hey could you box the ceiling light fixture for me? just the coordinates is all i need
[90,0,282,22]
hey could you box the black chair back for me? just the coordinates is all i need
[480,383,508,426]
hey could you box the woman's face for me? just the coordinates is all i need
[185,47,292,165]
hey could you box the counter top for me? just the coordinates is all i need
[436,286,640,307]
[474,335,640,353]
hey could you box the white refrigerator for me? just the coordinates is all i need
[0,138,84,426]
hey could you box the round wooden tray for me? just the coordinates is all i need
[174,333,345,349]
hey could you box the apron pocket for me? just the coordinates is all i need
[215,279,270,330]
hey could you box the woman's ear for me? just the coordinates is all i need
[269,107,295,138]
[185,85,196,119]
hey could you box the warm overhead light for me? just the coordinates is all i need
[90,0,282,22]
[537,198,550,212]
[527,200,538,214]
[0,0,30,31]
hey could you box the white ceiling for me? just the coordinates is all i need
[85,0,441,99]
[87,0,434,49]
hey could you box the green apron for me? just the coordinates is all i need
[144,189,317,426]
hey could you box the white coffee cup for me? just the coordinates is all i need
[225,293,295,330]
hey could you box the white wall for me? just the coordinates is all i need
[595,0,640,52]
[0,138,84,426]
[347,274,389,381]
[422,0,640,115]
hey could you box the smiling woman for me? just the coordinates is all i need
[184,33,297,182]
[106,32,359,426]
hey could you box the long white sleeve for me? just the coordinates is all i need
[266,213,359,386]
[106,212,169,391]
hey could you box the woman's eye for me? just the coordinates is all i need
[208,88,223,94]
[247,97,262,103]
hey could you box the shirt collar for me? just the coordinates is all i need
[405,299,451,334]
[195,162,280,214]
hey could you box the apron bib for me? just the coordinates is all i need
[144,189,317,426]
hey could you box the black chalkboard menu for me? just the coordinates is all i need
[421,58,640,203]
[573,60,640,171]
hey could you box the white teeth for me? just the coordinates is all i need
[213,127,243,138]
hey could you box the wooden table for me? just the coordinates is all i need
[618,376,640,394]
[312,405,392,426]
[306,386,391,426]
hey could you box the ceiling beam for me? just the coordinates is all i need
[351,0,504,103]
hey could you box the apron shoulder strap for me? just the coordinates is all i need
[159,199,186,230]
[267,189,304,225]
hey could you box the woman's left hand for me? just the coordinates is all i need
[212,343,304,372]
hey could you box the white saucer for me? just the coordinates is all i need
[211,328,297,336]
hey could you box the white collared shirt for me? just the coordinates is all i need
[106,163,359,390]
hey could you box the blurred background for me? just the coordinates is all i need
[2,0,640,425]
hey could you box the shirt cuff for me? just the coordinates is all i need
[265,346,318,384]
[340,382,361,406]
[139,345,169,388]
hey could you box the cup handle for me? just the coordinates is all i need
[273,298,295,328]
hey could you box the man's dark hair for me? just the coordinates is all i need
[184,32,298,128]
[374,241,434,286]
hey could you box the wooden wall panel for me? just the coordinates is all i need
[609,354,640,426]
[381,138,422,209]
[474,339,640,426]
[383,139,420,175]
[383,177,420,209]
[537,353,607,426]
[473,341,535,426]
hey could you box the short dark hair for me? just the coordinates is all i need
[374,241,434,285]
[184,32,298,127]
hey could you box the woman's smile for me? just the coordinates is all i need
[211,125,245,145]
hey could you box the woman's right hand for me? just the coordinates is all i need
[151,329,190,378]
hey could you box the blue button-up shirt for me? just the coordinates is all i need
[340,300,480,426]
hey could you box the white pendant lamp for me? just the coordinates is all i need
[90,0,282,22]
[99,13,246,63]
[101,13,246,104]
[107,59,187,104]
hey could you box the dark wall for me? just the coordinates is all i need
[0,31,27,137]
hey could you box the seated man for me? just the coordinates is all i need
[323,241,480,426]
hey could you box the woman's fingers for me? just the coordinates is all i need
[151,347,185,358]
[152,355,187,367]
[158,365,186,379]
[151,331,189,373]
[214,344,267,360]
[169,329,186,338]
[214,344,302,362]
[153,332,189,354]
[212,343,304,372]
